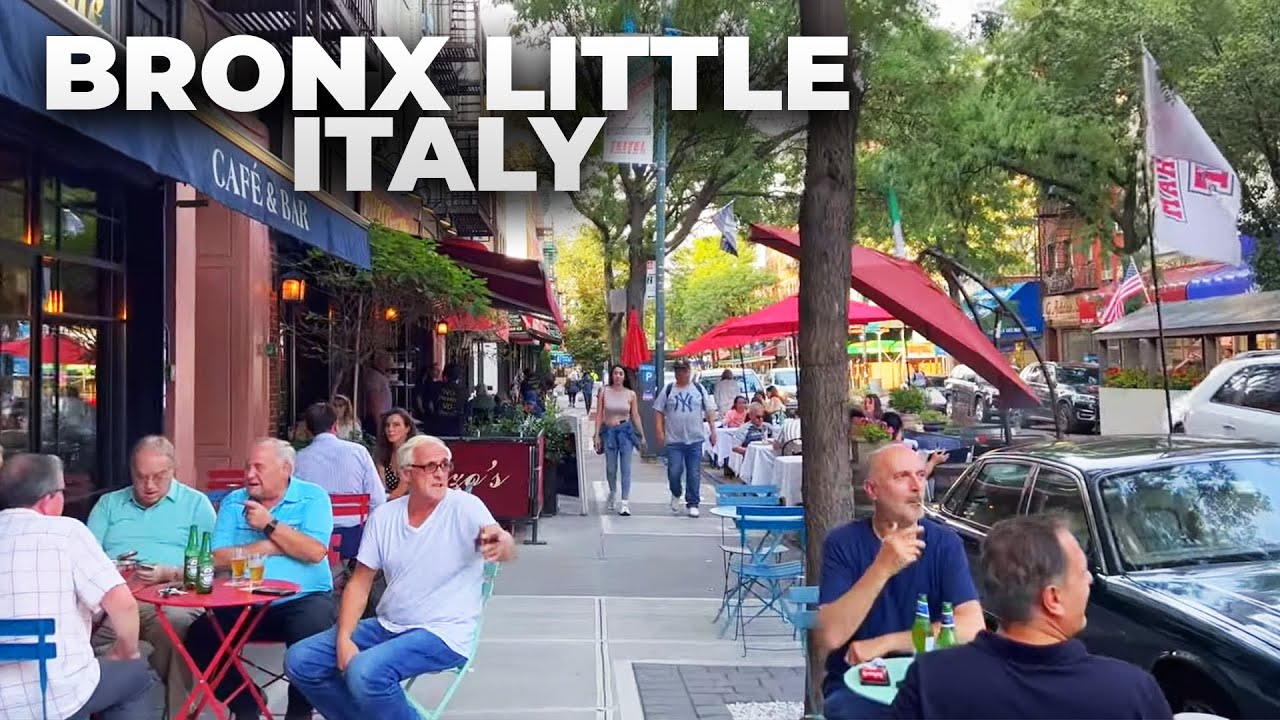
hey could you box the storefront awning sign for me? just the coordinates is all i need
[0,1,371,268]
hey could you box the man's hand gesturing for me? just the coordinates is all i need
[874,521,926,577]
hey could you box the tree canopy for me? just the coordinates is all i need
[666,236,778,347]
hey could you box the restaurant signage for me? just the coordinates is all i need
[447,437,543,521]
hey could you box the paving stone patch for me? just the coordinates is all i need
[633,663,804,720]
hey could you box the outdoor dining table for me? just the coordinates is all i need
[843,656,915,705]
[133,577,301,720]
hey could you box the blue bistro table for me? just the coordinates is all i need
[843,656,915,705]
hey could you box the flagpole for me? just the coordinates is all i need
[1139,97,1176,441]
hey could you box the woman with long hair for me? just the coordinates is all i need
[373,408,418,500]
[330,394,363,442]
[593,365,646,516]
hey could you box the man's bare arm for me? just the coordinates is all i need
[99,584,141,658]
[815,563,892,655]
[264,523,328,564]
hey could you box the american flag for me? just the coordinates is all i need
[1099,258,1146,324]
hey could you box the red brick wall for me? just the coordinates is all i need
[268,245,283,435]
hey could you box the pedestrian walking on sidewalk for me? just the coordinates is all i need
[581,371,596,413]
[654,359,717,517]
[594,365,646,516]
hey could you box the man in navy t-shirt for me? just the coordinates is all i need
[889,514,1173,719]
[817,444,985,720]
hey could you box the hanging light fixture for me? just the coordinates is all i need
[280,271,306,303]
[384,307,399,321]
[435,320,450,335]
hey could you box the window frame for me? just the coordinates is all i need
[1024,463,1104,568]
[942,458,1037,531]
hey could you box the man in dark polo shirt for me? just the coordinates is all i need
[889,514,1173,719]
[817,444,985,720]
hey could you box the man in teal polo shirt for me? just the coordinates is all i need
[183,438,335,720]
[88,435,216,713]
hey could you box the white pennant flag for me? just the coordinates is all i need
[1142,48,1242,266]
[713,201,740,256]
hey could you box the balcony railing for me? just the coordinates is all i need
[423,0,483,63]
[209,0,377,59]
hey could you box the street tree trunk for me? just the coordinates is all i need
[797,0,860,714]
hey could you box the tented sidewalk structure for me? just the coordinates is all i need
[747,225,1037,407]
[673,295,893,356]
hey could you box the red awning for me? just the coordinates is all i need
[674,294,893,356]
[748,225,1038,408]
[444,311,510,341]
[436,238,565,332]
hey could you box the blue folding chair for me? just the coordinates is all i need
[785,587,820,715]
[715,484,780,497]
[0,618,57,720]
[726,516,805,653]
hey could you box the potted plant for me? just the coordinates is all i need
[888,386,928,429]
[919,409,948,432]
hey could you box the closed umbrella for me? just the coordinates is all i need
[621,310,649,369]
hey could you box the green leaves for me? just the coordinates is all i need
[666,235,777,346]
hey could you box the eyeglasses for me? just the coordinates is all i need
[404,460,453,475]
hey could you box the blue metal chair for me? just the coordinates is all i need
[715,484,780,497]
[785,587,820,715]
[726,516,805,653]
[0,618,57,720]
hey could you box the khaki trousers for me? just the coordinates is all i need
[93,602,203,715]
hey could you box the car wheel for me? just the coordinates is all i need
[1055,402,1074,433]
[1158,670,1235,718]
[973,397,987,422]
[945,397,955,418]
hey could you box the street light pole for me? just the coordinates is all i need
[652,2,675,405]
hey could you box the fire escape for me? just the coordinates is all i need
[421,0,495,239]
[207,0,379,63]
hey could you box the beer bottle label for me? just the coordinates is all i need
[199,565,214,588]
[185,558,198,577]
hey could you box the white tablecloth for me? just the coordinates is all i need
[773,456,803,505]
[742,442,776,485]
[704,424,747,466]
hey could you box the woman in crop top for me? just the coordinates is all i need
[594,364,646,516]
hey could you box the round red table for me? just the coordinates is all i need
[133,578,301,720]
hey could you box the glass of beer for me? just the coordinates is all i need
[230,548,247,586]
[247,554,265,590]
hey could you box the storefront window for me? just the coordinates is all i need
[43,178,124,262]
[39,323,99,506]
[57,0,119,36]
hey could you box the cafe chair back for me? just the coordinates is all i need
[0,618,57,720]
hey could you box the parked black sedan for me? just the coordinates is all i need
[1012,361,1100,433]
[927,436,1280,718]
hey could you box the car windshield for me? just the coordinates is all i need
[1058,366,1099,385]
[1099,457,1280,570]
[773,369,797,385]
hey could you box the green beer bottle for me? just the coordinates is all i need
[183,525,199,589]
[936,602,958,649]
[196,532,214,594]
[911,594,932,654]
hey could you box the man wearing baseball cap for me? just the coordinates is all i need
[653,360,716,517]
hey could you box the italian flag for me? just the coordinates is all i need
[888,188,906,257]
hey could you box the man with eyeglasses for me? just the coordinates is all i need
[0,453,162,719]
[286,434,516,718]
[87,435,216,714]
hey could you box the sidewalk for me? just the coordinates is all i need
[241,400,805,720]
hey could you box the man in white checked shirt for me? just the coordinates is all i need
[0,454,161,720]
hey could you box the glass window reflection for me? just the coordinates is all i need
[38,324,98,514]
[1101,458,1280,569]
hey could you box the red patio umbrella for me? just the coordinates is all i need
[0,335,92,364]
[621,309,650,368]
[673,294,893,356]
[747,225,1037,408]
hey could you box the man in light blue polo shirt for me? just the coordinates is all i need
[88,435,215,713]
[183,438,336,720]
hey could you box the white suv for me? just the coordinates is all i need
[1173,351,1280,440]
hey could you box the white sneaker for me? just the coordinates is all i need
[619,501,631,516]
[670,496,683,514]
[606,492,616,511]
[688,506,700,518]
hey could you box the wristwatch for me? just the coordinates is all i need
[263,519,279,537]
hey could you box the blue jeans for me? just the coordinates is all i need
[284,618,466,720]
[601,422,638,500]
[824,685,890,720]
[665,441,703,507]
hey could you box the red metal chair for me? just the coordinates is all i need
[206,469,246,490]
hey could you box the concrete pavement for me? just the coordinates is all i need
[239,400,805,720]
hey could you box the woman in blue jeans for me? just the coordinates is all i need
[593,365,646,516]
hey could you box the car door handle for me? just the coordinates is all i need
[1222,424,1236,431]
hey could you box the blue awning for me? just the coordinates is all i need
[0,1,370,268]
[963,282,1044,340]
[1186,235,1262,301]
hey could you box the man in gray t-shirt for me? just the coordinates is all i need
[654,361,718,517]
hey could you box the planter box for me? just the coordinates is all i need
[1099,388,1189,436]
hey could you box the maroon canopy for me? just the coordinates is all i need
[748,225,1037,408]
[436,238,565,332]
[673,294,893,356]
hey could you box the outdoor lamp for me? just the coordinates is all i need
[280,272,306,303]
[43,290,63,315]
[384,307,400,321]
[435,320,450,335]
